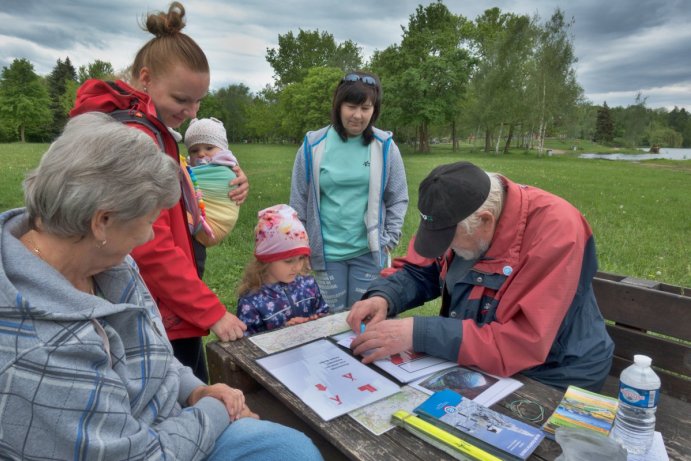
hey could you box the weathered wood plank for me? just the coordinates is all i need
[606,324,691,376]
[593,272,691,402]
[207,341,261,392]
[593,277,691,341]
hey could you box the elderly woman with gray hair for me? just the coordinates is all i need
[0,113,322,460]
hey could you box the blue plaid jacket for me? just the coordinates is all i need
[0,209,229,460]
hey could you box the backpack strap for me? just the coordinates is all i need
[109,109,166,148]
[104,81,166,148]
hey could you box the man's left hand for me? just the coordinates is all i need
[350,317,414,364]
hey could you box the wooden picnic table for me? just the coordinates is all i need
[207,335,690,461]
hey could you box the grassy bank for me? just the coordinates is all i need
[1,141,689,314]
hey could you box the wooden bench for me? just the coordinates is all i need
[593,271,691,402]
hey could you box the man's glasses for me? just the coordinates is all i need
[342,73,377,86]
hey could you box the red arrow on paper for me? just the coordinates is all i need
[315,383,327,391]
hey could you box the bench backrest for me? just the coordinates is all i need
[593,272,691,402]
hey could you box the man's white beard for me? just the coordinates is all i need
[453,238,490,260]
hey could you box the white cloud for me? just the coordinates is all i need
[1,0,689,109]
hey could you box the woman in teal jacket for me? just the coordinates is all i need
[290,71,408,311]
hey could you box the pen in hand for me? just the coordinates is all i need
[360,322,366,334]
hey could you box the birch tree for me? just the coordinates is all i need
[531,9,582,154]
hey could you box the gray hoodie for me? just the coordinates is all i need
[0,208,229,460]
[290,126,409,271]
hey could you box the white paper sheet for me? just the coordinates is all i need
[628,432,669,461]
[256,339,401,421]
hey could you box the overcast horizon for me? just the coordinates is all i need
[1,0,690,110]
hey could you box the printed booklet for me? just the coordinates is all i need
[541,385,618,439]
[414,388,544,461]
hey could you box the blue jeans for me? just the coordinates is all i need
[206,418,323,461]
[314,252,379,312]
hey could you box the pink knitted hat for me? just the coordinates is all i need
[254,204,311,263]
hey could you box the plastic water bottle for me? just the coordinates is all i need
[609,354,661,455]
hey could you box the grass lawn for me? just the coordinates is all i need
[2,141,689,323]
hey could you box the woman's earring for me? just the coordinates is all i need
[100,240,107,247]
[143,86,148,93]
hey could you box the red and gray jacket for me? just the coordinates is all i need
[369,176,614,391]
[70,80,227,340]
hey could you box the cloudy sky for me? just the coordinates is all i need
[1,0,690,110]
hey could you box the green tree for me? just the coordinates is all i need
[569,102,597,141]
[466,8,537,153]
[0,59,52,142]
[531,9,582,154]
[77,60,115,83]
[667,106,691,147]
[646,122,682,148]
[593,102,614,143]
[266,29,362,88]
[617,93,651,147]
[276,66,342,142]
[371,1,472,152]
[246,85,281,143]
[57,60,117,120]
[212,84,253,143]
[47,57,77,138]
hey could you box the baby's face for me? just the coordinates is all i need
[189,143,223,165]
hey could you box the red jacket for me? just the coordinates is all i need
[70,80,227,339]
[371,177,613,390]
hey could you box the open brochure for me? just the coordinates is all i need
[332,331,521,407]
[332,331,458,383]
[256,339,400,421]
[410,366,523,407]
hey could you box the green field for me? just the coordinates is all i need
[2,142,690,318]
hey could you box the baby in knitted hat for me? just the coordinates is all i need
[183,117,240,247]
[237,204,329,335]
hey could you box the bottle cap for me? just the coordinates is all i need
[633,354,652,367]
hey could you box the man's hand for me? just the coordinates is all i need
[187,383,247,420]
[346,296,389,332]
[350,317,414,364]
[211,311,247,342]
[229,165,249,205]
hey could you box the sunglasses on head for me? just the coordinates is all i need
[342,73,377,86]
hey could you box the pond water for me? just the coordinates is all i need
[579,147,691,161]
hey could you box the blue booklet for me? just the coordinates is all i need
[414,388,544,460]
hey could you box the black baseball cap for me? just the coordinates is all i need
[414,162,491,258]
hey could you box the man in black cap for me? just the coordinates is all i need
[347,161,613,391]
